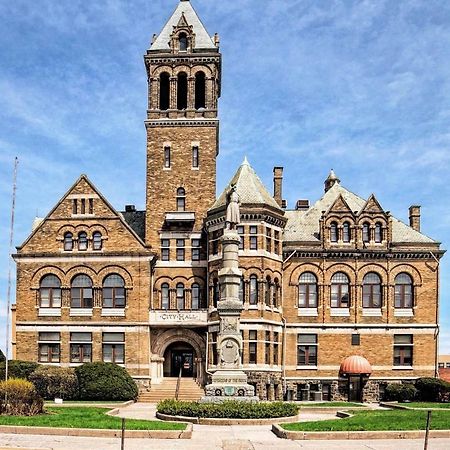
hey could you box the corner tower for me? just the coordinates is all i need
[144,0,221,248]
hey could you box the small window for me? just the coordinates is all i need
[265,227,272,252]
[192,283,201,310]
[237,226,244,250]
[176,283,185,309]
[249,330,257,364]
[72,199,78,215]
[161,283,170,310]
[176,187,186,212]
[195,71,206,109]
[64,232,73,251]
[265,331,271,364]
[274,230,280,255]
[164,146,171,168]
[362,223,370,243]
[191,239,201,261]
[298,272,318,308]
[362,272,382,308]
[249,226,258,250]
[395,273,413,308]
[394,334,413,366]
[88,198,94,214]
[273,279,280,307]
[351,334,360,346]
[39,275,62,308]
[103,332,125,364]
[213,278,219,307]
[249,275,258,305]
[330,222,338,242]
[38,332,60,363]
[192,146,199,168]
[297,334,318,366]
[343,222,351,242]
[176,239,185,261]
[374,223,383,243]
[93,232,102,251]
[265,277,272,306]
[161,239,170,261]
[177,72,188,110]
[102,274,126,308]
[273,332,279,365]
[331,272,350,308]
[239,277,245,303]
[159,73,170,110]
[179,33,188,51]
[78,232,88,251]
[80,198,86,215]
[70,333,92,363]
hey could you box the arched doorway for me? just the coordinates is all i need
[163,342,196,378]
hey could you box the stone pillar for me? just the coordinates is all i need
[170,76,177,110]
[187,76,195,110]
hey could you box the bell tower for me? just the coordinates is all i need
[144,0,221,249]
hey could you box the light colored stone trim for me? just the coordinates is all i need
[16,325,149,332]
[17,255,153,263]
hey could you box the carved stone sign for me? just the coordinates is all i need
[149,311,207,324]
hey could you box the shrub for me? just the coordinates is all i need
[0,378,44,416]
[385,383,417,402]
[416,377,450,402]
[0,360,40,380]
[157,399,299,419]
[29,366,79,400]
[75,362,138,401]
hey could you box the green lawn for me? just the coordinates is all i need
[297,402,365,408]
[44,401,126,406]
[282,409,450,432]
[0,407,185,431]
[403,402,450,409]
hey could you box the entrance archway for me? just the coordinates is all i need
[163,342,195,378]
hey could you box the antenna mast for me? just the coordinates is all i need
[5,157,18,381]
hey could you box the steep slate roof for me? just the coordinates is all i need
[150,0,216,52]
[210,158,281,212]
[284,182,436,244]
[120,210,146,241]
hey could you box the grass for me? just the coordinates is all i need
[402,402,450,409]
[297,402,365,408]
[44,400,126,405]
[0,407,185,431]
[282,409,450,432]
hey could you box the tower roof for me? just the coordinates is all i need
[210,158,282,212]
[150,0,216,52]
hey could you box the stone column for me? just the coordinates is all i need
[169,76,177,110]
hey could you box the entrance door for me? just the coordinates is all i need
[171,350,194,377]
[348,375,363,402]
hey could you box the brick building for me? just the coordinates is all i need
[12,0,444,402]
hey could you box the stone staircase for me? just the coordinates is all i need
[138,377,205,403]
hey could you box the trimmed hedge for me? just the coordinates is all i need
[157,399,299,419]
[416,377,450,402]
[0,360,40,380]
[29,366,79,400]
[385,383,417,402]
[75,362,138,401]
[0,378,44,416]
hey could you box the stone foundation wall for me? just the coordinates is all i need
[246,371,283,400]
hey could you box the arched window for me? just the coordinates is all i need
[343,222,351,243]
[192,283,201,310]
[179,33,188,51]
[93,232,102,251]
[249,275,258,305]
[374,223,383,243]
[176,187,186,211]
[362,222,370,243]
[103,274,125,308]
[176,283,185,309]
[213,278,219,307]
[395,273,413,308]
[298,272,318,308]
[362,272,382,308]
[273,278,280,307]
[78,232,88,251]
[159,72,170,110]
[239,277,245,303]
[265,276,271,306]
[161,283,170,310]
[331,272,350,308]
[40,275,61,308]
[71,275,93,309]
[330,222,338,242]
[195,71,206,109]
[177,72,188,110]
[64,232,73,251]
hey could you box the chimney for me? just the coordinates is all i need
[296,199,309,211]
[125,204,136,212]
[273,166,283,207]
[409,205,421,232]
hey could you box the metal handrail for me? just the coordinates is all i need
[175,365,182,400]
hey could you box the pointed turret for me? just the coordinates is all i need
[324,169,340,192]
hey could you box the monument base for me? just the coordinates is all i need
[200,369,259,403]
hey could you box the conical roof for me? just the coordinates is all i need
[210,158,281,212]
[150,0,216,52]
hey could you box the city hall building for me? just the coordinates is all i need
[12,0,444,402]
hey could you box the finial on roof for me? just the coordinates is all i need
[242,156,249,166]
[324,169,340,192]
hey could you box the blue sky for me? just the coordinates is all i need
[0,0,449,356]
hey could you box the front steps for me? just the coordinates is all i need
[138,377,204,403]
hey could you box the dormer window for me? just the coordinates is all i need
[330,222,338,242]
[343,222,351,242]
[179,33,188,52]
[362,223,370,243]
[64,232,73,251]
[78,232,88,251]
[374,223,383,243]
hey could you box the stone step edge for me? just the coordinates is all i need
[272,424,450,440]
[0,424,193,440]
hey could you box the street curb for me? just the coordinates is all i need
[156,411,300,425]
[271,424,450,440]
[0,423,193,439]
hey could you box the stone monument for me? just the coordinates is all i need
[202,185,258,401]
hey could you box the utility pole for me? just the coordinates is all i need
[5,157,18,382]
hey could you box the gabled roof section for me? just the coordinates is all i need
[18,174,147,250]
[150,0,216,52]
[358,194,385,215]
[210,158,282,212]
[326,193,354,215]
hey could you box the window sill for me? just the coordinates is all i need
[298,308,318,317]
[392,366,413,370]
[362,308,382,317]
[101,309,126,317]
[162,167,172,171]
[69,308,93,317]
[191,167,199,171]
[38,308,61,317]
[297,365,318,370]
[394,309,414,317]
[330,308,350,317]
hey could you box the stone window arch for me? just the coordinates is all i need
[273,278,280,307]
[176,282,185,310]
[343,222,351,243]
[331,272,350,308]
[179,32,188,52]
[159,72,170,110]
[330,222,338,242]
[161,283,170,310]
[195,71,206,109]
[362,272,382,308]
[249,275,258,305]
[177,72,188,110]
[64,232,73,251]
[192,283,201,310]
[93,231,102,251]
[40,274,62,308]
[374,222,383,243]
[71,275,93,309]
[394,273,413,308]
[265,276,272,306]
[239,277,245,303]
[78,232,88,251]
[176,187,186,211]
[362,222,370,243]
[298,272,318,308]
[102,274,126,308]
